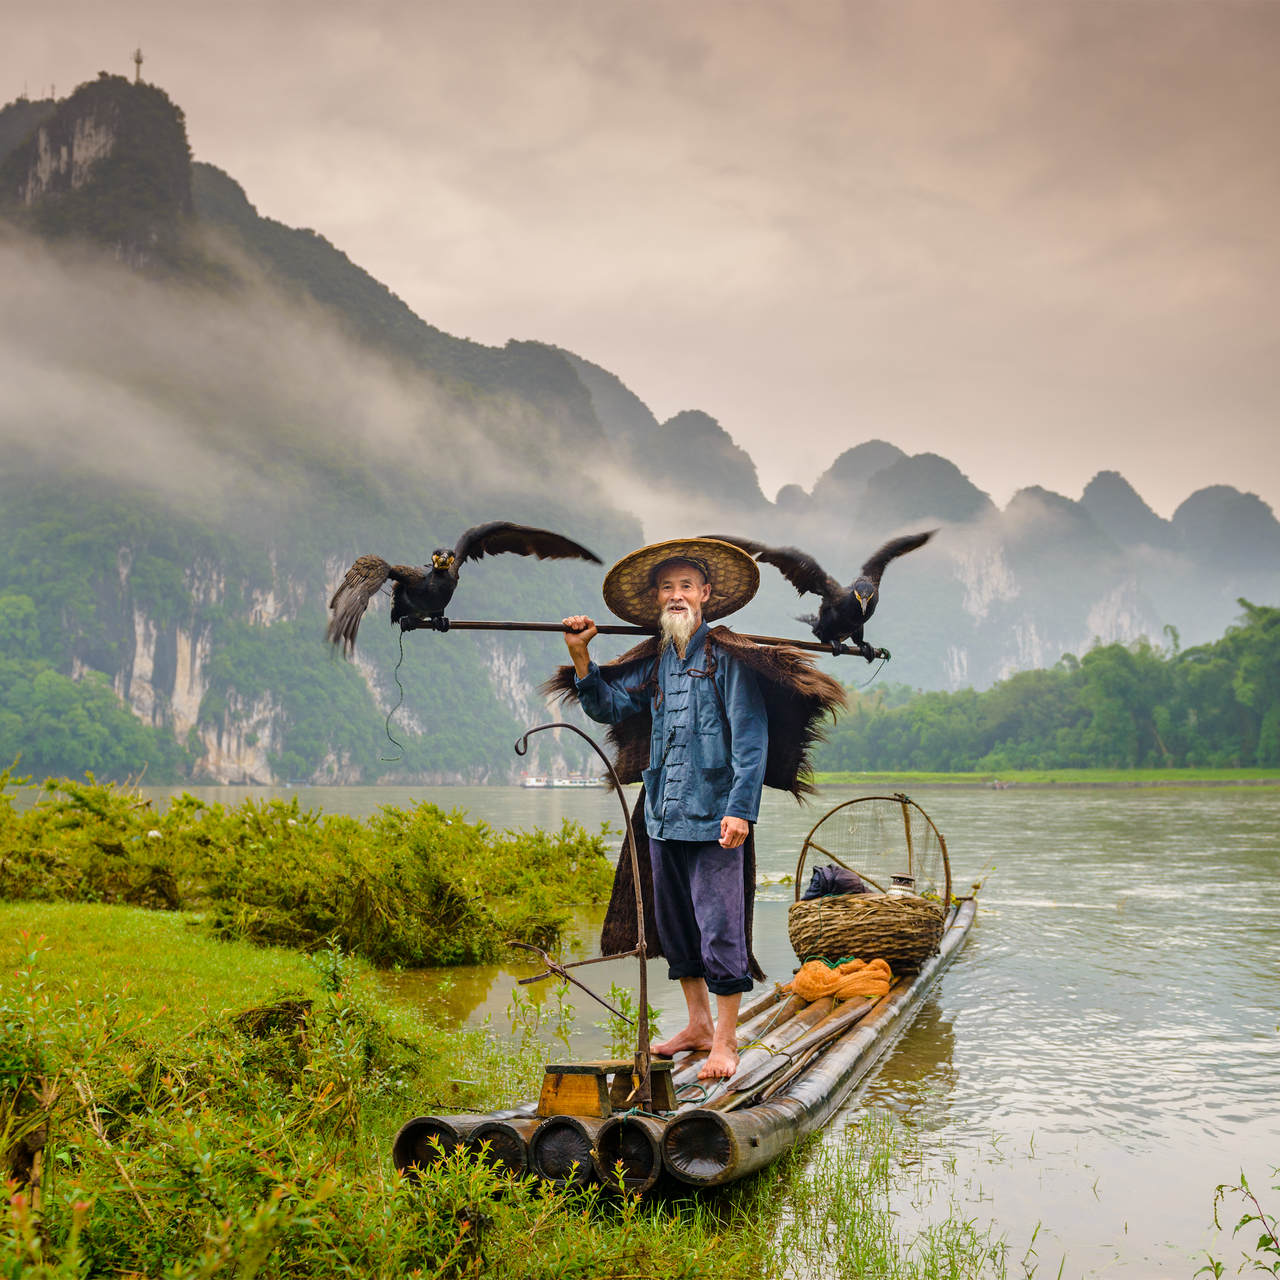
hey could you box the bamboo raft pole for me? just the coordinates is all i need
[403,617,886,659]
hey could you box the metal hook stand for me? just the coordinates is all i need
[513,721,653,1107]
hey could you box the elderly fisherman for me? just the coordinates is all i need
[563,539,767,1079]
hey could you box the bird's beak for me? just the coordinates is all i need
[854,590,869,609]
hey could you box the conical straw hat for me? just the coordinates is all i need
[602,537,760,628]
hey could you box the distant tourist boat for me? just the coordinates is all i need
[521,775,608,789]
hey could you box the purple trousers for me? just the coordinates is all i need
[649,836,752,996]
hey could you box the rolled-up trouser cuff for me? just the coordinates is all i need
[705,973,753,996]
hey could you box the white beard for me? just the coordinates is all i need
[659,607,700,658]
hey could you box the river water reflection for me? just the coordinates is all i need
[147,781,1280,1277]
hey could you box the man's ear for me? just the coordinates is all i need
[699,581,712,603]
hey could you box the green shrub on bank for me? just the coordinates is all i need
[0,772,615,967]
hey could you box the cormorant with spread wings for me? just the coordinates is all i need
[704,531,935,659]
[327,522,602,655]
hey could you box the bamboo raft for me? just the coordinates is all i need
[392,894,976,1193]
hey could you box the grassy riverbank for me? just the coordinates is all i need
[812,766,1280,788]
[1,903,759,1278]
[1,902,1014,1279]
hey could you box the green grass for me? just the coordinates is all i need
[763,1121,1013,1280]
[0,901,538,1113]
[812,766,1280,787]
[0,902,318,1040]
[0,903,768,1278]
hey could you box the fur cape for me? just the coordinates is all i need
[541,628,846,975]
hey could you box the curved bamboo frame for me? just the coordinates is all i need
[793,792,951,907]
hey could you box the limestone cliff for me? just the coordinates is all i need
[0,73,192,265]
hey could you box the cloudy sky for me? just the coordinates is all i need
[7,0,1280,517]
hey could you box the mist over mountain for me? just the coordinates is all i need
[2,74,1277,783]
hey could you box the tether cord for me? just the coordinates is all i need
[381,629,408,761]
[856,654,889,689]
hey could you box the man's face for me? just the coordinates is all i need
[655,563,711,627]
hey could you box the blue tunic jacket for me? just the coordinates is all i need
[574,622,768,842]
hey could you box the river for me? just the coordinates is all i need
[145,781,1280,1278]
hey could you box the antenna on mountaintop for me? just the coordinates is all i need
[133,47,144,83]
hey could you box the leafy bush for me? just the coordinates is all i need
[0,774,614,967]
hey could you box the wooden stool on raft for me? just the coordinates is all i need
[537,1060,677,1118]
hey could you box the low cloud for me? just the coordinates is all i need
[0,228,579,534]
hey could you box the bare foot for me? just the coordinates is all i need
[697,1044,739,1080]
[652,1024,713,1057]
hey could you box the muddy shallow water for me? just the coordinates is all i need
[146,781,1280,1277]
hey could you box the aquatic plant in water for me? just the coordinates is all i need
[1201,1168,1280,1278]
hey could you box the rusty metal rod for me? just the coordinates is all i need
[404,617,884,658]
[514,721,654,1106]
[510,941,632,1022]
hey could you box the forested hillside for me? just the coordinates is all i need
[1,73,1278,784]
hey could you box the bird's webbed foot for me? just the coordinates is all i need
[429,615,450,633]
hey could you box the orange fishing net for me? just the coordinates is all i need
[783,956,893,1003]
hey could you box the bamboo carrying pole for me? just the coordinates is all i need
[403,617,885,658]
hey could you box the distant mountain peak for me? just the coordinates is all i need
[1172,485,1280,570]
[651,410,768,509]
[861,452,995,528]
[1004,486,1119,560]
[775,482,809,513]
[558,348,659,449]
[0,74,193,265]
[1080,470,1174,551]
[809,439,905,512]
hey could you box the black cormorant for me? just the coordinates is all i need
[327,522,602,655]
[704,531,935,658]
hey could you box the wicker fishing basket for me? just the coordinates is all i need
[787,793,950,970]
[788,892,944,968]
